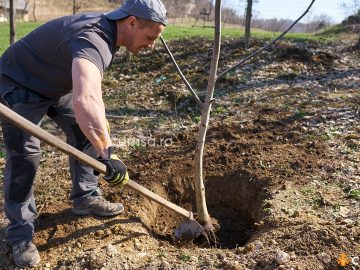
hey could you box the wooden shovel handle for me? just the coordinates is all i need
[0,103,193,220]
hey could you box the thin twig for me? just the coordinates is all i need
[160,36,204,108]
[217,0,316,79]
[36,203,46,219]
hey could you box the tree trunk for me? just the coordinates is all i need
[33,0,37,22]
[209,0,214,19]
[194,0,222,227]
[73,0,76,14]
[9,0,16,45]
[23,0,29,15]
[244,0,253,49]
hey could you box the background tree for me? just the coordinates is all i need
[190,0,213,20]
[305,14,332,32]
[163,0,192,24]
[9,0,16,45]
[244,0,253,49]
[341,2,360,40]
[222,7,242,27]
[73,0,81,14]
[32,0,37,22]
[341,0,360,16]
[0,0,8,20]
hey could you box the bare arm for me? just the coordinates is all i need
[72,57,111,158]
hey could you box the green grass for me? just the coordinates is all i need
[348,189,360,201]
[0,22,42,55]
[178,253,191,262]
[0,21,349,55]
[162,24,318,41]
[211,105,226,116]
[293,111,306,120]
[316,24,346,38]
[163,25,242,39]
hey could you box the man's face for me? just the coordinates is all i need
[126,19,165,54]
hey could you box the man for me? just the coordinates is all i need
[0,0,167,267]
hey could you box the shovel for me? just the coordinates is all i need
[0,103,205,242]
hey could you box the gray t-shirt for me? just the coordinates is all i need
[0,13,117,98]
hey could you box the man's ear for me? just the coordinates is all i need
[127,16,137,29]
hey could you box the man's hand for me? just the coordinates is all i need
[97,147,129,187]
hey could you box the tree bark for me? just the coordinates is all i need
[32,0,37,22]
[9,0,16,45]
[244,0,253,49]
[23,0,29,15]
[208,0,214,19]
[194,0,221,226]
[73,0,76,14]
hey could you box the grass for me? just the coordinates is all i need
[0,22,42,55]
[211,105,226,116]
[163,25,242,40]
[178,253,191,262]
[293,111,306,120]
[130,141,145,153]
[348,189,360,201]
[315,24,359,42]
[157,251,167,258]
[162,24,318,41]
[0,21,345,55]
[300,186,316,196]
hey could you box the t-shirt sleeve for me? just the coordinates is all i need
[71,31,113,75]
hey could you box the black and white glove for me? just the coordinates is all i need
[96,147,129,187]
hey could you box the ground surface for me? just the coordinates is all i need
[0,36,359,270]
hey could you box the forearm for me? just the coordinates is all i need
[73,95,111,157]
[72,57,111,158]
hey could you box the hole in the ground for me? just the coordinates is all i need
[135,170,269,249]
[205,170,269,248]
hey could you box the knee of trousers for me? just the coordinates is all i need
[2,121,42,155]
[4,153,42,203]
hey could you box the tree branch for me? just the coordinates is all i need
[217,0,316,79]
[160,36,204,108]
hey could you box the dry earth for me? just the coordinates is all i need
[0,36,359,270]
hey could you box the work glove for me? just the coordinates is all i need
[96,147,129,187]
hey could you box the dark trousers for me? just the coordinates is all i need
[0,76,99,244]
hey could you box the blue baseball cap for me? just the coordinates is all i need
[106,0,167,26]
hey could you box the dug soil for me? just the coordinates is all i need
[0,36,359,270]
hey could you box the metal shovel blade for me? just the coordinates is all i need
[174,219,205,241]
